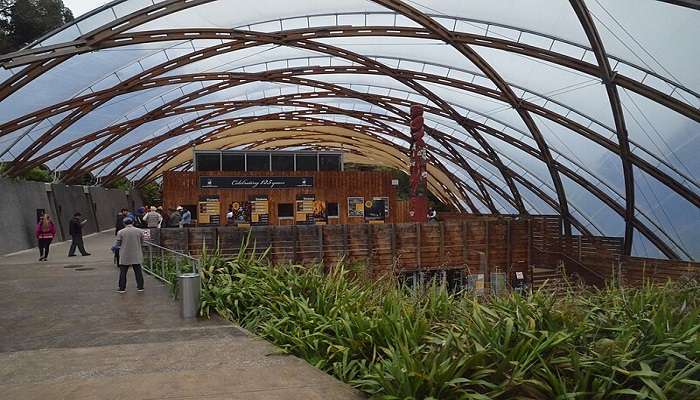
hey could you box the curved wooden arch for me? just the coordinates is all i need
[0,2,695,259]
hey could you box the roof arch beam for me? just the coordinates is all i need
[570,0,635,256]
[1,31,528,213]
[12,68,696,225]
[34,80,692,254]
[100,104,686,259]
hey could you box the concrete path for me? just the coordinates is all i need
[0,232,363,399]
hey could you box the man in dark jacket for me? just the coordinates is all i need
[115,208,129,234]
[68,212,91,257]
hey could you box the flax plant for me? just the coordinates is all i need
[199,239,700,399]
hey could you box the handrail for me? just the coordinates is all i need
[143,240,198,286]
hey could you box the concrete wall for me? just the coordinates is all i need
[89,187,129,233]
[51,184,99,238]
[0,178,60,254]
[127,189,144,211]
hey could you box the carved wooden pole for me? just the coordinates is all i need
[409,104,428,223]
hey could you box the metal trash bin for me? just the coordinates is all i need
[178,272,200,318]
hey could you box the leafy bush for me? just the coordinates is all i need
[199,243,700,399]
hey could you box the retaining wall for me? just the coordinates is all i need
[51,184,99,238]
[0,178,60,254]
[0,178,147,255]
[89,187,129,232]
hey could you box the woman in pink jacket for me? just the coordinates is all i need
[36,214,56,261]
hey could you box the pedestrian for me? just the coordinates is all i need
[144,206,163,228]
[35,214,56,261]
[180,206,192,227]
[427,207,438,223]
[157,206,169,224]
[68,212,91,257]
[114,217,144,293]
[168,207,181,228]
[134,207,146,228]
[115,208,129,235]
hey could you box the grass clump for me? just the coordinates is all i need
[199,244,700,399]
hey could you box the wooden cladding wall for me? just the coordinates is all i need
[162,170,400,225]
[151,212,700,287]
[152,216,544,281]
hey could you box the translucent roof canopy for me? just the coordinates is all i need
[0,0,697,260]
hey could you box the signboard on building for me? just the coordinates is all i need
[364,199,386,221]
[295,194,316,224]
[200,176,313,189]
[250,195,269,225]
[198,195,221,226]
[347,197,364,217]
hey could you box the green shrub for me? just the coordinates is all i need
[199,243,700,399]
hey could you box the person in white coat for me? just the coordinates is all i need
[115,217,145,293]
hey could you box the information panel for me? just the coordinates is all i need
[200,176,313,189]
[250,195,269,225]
[347,197,364,217]
[198,195,221,226]
[295,194,316,225]
[364,198,386,222]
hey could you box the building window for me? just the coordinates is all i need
[319,154,341,171]
[246,153,270,171]
[222,153,245,171]
[278,203,294,218]
[327,202,339,218]
[295,154,317,171]
[196,153,220,171]
[271,154,294,171]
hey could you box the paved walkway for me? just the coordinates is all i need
[0,232,362,399]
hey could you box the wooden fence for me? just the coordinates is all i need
[148,214,700,287]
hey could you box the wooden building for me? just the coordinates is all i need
[162,170,402,226]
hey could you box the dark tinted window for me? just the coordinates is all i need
[319,154,341,171]
[221,154,245,171]
[196,153,220,171]
[295,154,317,171]
[246,154,270,171]
[271,154,294,171]
[327,202,339,217]
[278,203,294,218]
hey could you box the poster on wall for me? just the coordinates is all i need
[198,195,221,226]
[364,198,386,222]
[249,195,269,225]
[373,196,390,217]
[295,194,316,225]
[226,201,250,226]
[312,200,327,225]
[347,197,364,217]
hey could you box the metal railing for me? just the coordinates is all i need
[143,241,198,286]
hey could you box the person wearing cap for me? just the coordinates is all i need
[168,207,181,228]
[133,206,146,228]
[114,217,145,293]
[144,206,163,228]
[179,206,192,227]
[68,212,91,257]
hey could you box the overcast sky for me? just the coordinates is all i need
[63,0,110,17]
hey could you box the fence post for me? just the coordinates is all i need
[342,223,348,259]
[578,235,582,261]
[485,220,490,289]
[390,223,396,265]
[318,225,323,263]
[366,223,373,271]
[439,222,445,261]
[462,220,468,267]
[416,223,422,269]
[506,219,512,286]
[291,225,297,263]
